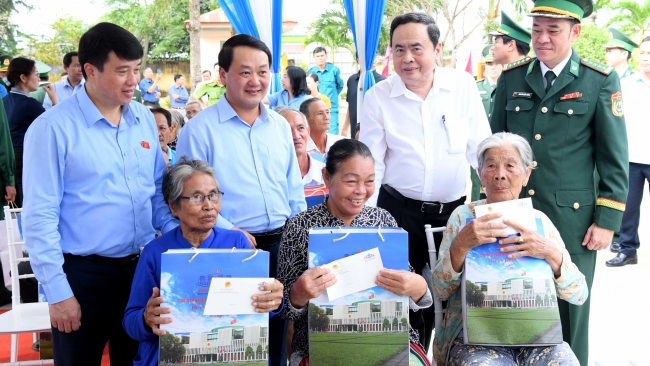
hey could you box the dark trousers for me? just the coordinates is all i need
[257,239,288,366]
[13,146,23,207]
[377,186,464,352]
[620,162,650,256]
[51,254,139,366]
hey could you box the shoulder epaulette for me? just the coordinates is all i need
[503,56,533,72]
[580,58,612,75]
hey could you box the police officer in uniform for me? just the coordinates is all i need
[490,1,629,364]
[604,28,638,81]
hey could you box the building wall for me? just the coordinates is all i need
[189,332,207,349]
[216,328,233,347]
[244,325,260,345]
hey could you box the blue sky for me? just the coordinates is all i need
[465,242,554,284]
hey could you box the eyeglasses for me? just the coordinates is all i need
[179,191,224,205]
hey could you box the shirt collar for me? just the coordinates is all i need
[388,67,452,99]
[64,78,84,89]
[9,88,29,97]
[215,95,269,125]
[540,52,572,77]
[77,85,140,128]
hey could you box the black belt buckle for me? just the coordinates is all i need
[421,202,444,214]
[120,254,140,264]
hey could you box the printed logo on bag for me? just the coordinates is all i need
[364,253,376,261]
[487,206,493,213]
[196,275,213,287]
[214,269,220,273]
[258,281,268,287]
[332,264,339,271]
[225,281,231,288]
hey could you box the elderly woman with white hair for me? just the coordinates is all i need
[432,132,588,366]
[123,158,284,366]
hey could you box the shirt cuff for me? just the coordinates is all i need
[44,276,74,305]
[410,287,433,311]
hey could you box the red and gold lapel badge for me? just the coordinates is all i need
[560,92,582,100]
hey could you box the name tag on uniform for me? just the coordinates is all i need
[513,92,532,98]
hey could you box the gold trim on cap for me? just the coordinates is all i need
[531,6,580,20]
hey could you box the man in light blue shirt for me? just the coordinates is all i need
[139,67,161,107]
[43,51,85,110]
[169,74,189,109]
[22,23,177,366]
[176,34,305,366]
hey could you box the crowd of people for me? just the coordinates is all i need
[0,0,646,365]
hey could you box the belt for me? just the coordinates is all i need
[381,184,465,214]
[64,253,140,265]
[251,225,285,247]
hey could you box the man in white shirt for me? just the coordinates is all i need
[359,12,491,351]
[43,51,85,110]
[606,37,650,267]
[299,97,346,162]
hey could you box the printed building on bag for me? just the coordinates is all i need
[319,299,409,333]
[475,277,556,308]
[176,325,268,363]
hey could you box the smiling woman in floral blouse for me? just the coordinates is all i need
[277,139,434,366]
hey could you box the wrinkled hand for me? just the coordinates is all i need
[49,296,82,333]
[454,213,508,251]
[252,279,284,312]
[376,269,427,302]
[289,267,337,309]
[499,219,563,275]
[4,186,16,201]
[143,287,171,336]
[232,227,257,248]
[581,223,614,251]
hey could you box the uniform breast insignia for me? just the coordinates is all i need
[560,92,583,100]
[503,57,533,72]
[611,91,624,117]
[580,58,612,75]
[513,92,532,98]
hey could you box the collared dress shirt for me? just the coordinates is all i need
[307,63,344,111]
[302,154,325,187]
[306,133,346,162]
[539,53,572,90]
[267,90,311,110]
[139,78,159,103]
[621,73,650,165]
[176,97,306,232]
[43,78,85,110]
[22,86,178,304]
[360,69,492,206]
[168,85,189,108]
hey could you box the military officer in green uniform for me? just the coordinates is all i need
[605,28,638,80]
[489,11,532,67]
[490,1,629,364]
[0,55,11,98]
[471,46,502,200]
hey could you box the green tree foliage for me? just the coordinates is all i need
[535,294,542,306]
[401,317,408,330]
[572,24,609,64]
[245,345,254,359]
[544,293,550,307]
[256,344,263,359]
[1,0,31,54]
[309,303,330,331]
[159,333,186,363]
[606,0,650,43]
[24,16,88,65]
[465,281,486,307]
[383,318,391,331]
[392,317,398,331]
[304,7,354,61]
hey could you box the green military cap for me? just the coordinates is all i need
[34,60,51,76]
[0,55,12,72]
[604,28,639,53]
[482,45,494,62]
[529,0,593,21]
[489,11,532,45]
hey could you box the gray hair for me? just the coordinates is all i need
[274,106,308,125]
[186,100,202,111]
[169,109,186,129]
[162,157,219,209]
[477,132,534,173]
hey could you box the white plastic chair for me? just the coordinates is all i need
[0,206,53,365]
[424,224,446,331]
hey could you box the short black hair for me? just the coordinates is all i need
[313,47,327,55]
[285,66,310,97]
[325,139,374,176]
[63,51,78,68]
[6,57,35,91]
[202,70,211,75]
[151,107,172,127]
[307,73,319,83]
[499,35,531,57]
[299,97,322,119]
[390,13,440,48]
[218,34,272,72]
[61,72,68,77]
[174,74,183,82]
[78,22,143,79]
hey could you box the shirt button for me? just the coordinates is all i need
[488,113,491,118]
[528,189,535,196]
[535,134,542,140]
[568,109,574,115]
[532,161,538,167]
[573,202,580,209]
[515,106,520,112]
[490,98,493,102]
[541,107,548,113]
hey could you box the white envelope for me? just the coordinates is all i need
[203,277,273,315]
[322,247,384,301]
[474,197,537,235]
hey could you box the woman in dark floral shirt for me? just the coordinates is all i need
[277,139,433,366]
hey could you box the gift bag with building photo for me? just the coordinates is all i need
[308,227,409,366]
[461,215,563,347]
[159,249,270,365]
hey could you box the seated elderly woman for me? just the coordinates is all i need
[275,106,325,187]
[123,158,284,366]
[432,132,588,366]
[277,139,434,366]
